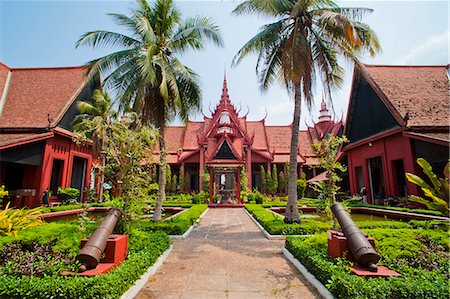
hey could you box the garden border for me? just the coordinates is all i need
[120,245,173,299]
[282,247,334,299]
[244,208,312,240]
[169,207,209,239]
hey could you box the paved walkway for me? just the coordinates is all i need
[135,208,318,299]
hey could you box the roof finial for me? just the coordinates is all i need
[221,69,229,103]
[318,94,331,122]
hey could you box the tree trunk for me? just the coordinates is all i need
[153,125,166,221]
[285,86,301,223]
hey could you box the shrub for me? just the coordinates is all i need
[406,158,449,215]
[286,233,449,299]
[253,191,264,204]
[0,230,170,299]
[348,202,446,216]
[137,204,207,235]
[245,204,330,235]
[0,203,44,237]
[57,187,80,201]
[192,191,208,204]
[297,172,307,199]
[201,171,210,193]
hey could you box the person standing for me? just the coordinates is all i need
[41,188,49,207]
[360,186,367,204]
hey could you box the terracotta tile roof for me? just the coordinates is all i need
[164,126,184,152]
[0,64,87,129]
[298,131,316,156]
[246,121,268,150]
[265,126,291,153]
[182,121,203,149]
[0,63,10,103]
[0,132,53,149]
[410,131,449,142]
[363,65,450,127]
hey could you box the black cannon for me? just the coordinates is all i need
[331,203,380,272]
[76,208,122,272]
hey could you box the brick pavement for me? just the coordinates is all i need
[135,208,319,299]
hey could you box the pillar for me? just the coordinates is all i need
[246,147,252,189]
[209,167,213,205]
[199,147,204,191]
[237,166,241,204]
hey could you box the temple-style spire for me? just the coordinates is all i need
[318,96,331,122]
[220,70,230,103]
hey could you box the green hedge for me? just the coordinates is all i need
[286,228,449,299]
[137,204,207,235]
[245,204,330,235]
[0,223,170,299]
[349,202,445,216]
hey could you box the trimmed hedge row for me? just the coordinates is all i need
[0,225,170,299]
[349,202,445,216]
[286,232,449,299]
[137,204,207,235]
[245,204,330,235]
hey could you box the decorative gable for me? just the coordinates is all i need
[345,69,401,144]
[214,140,237,160]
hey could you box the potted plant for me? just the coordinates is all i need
[57,187,80,204]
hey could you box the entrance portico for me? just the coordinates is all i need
[208,165,242,206]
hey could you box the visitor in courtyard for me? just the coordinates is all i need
[360,186,367,203]
[41,188,49,206]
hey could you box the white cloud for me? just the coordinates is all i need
[396,31,449,65]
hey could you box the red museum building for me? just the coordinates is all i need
[159,76,342,204]
[0,61,447,208]
[343,65,449,204]
[0,63,99,207]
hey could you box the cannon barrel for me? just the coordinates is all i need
[76,208,122,272]
[331,203,380,272]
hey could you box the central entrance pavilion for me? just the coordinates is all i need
[209,165,242,206]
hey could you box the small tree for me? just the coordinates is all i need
[172,174,178,193]
[260,165,267,194]
[240,167,249,192]
[297,172,307,199]
[166,165,172,194]
[102,115,157,231]
[279,171,285,195]
[271,164,278,195]
[267,167,273,195]
[312,135,348,223]
[202,171,210,194]
[284,162,290,194]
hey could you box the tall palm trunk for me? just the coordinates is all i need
[285,85,301,223]
[153,124,166,221]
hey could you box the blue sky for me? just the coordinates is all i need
[1,0,448,128]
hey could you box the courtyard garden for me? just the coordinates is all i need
[0,0,449,298]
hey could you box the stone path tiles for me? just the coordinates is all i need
[135,208,319,299]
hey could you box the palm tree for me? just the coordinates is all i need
[232,0,380,223]
[76,0,223,220]
[73,89,117,202]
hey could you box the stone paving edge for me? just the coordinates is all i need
[169,208,209,239]
[282,247,334,299]
[120,245,173,299]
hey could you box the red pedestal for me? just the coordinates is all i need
[79,234,128,276]
[327,230,375,261]
[350,264,401,277]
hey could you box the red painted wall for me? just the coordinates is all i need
[29,133,95,207]
[345,132,418,203]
